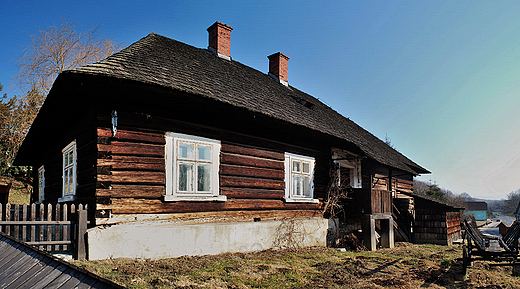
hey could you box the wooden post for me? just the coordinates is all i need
[76,208,87,260]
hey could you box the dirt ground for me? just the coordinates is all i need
[74,243,520,288]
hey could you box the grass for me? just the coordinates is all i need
[72,243,520,288]
[0,177,31,204]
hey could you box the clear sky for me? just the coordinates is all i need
[2,0,520,200]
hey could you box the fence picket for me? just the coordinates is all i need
[46,203,52,251]
[31,203,36,243]
[22,204,27,242]
[5,203,10,235]
[0,202,88,260]
[63,203,68,251]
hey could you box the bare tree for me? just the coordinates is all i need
[1,19,121,181]
[16,18,121,95]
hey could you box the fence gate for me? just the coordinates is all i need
[0,203,88,260]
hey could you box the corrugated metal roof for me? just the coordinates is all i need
[0,233,124,289]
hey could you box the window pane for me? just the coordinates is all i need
[68,171,73,195]
[197,145,211,160]
[68,151,74,166]
[178,163,194,192]
[179,143,194,159]
[292,175,301,196]
[197,164,211,192]
[303,176,311,197]
[64,170,69,195]
[302,162,310,173]
[292,161,300,172]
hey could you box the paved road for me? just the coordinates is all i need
[479,213,515,237]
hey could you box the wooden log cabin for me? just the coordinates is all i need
[14,22,430,259]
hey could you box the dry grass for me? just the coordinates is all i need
[73,243,520,288]
[0,177,31,204]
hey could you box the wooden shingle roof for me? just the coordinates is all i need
[0,233,123,288]
[61,33,428,175]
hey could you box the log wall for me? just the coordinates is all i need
[94,119,327,217]
[33,112,97,204]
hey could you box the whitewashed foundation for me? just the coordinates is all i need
[87,217,336,260]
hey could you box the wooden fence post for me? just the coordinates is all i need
[76,208,87,260]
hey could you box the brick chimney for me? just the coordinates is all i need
[268,52,290,86]
[207,21,233,60]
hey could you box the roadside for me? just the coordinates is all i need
[74,243,520,289]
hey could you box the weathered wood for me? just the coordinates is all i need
[221,143,284,160]
[98,198,321,214]
[13,204,19,240]
[97,127,166,144]
[220,176,284,190]
[98,142,164,157]
[97,171,165,184]
[220,188,284,199]
[220,164,284,180]
[96,184,164,198]
[46,204,52,251]
[220,152,284,169]
[77,209,87,260]
[97,156,165,171]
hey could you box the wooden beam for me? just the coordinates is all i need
[97,198,322,214]
[220,152,283,170]
[220,164,283,180]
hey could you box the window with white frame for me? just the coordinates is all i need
[60,141,77,202]
[164,132,225,201]
[284,153,318,203]
[37,165,45,203]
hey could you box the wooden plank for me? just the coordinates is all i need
[26,240,73,245]
[55,205,60,251]
[22,204,27,243]
[5,203,10,235]
[220,176,284,190]
[3,254,48,288]
[63,203,68,251]
[97,142,164,157]
[46,204,52,251]
[220,152,284,170]
[221,143,284,160]
[0,249,41,287]
[30,204,35,244]
[98,198,321,214]
[220,188,284,199]
[97,127,166,144]
[97,171,165,184]
[96,185,164,198]
[77,209,87,260]
[220,164,284,180]
[97,156,165,171]
[13,204,19,240]
[18,261,65,289]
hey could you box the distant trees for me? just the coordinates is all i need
[413,179,470,208]
[1,19,121,183]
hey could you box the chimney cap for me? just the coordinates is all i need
[267,52,290,61]
[207,21,234,32]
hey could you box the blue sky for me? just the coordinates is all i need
[2,0,520,199]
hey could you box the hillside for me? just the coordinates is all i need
[74,243,520,288]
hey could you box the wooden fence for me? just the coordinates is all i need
[0,203,88,260]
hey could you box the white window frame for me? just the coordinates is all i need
[284,152,319,203]
[37,165,45,203]
[331,148,362,189]
[59,141,77,202]
[334,159,362,189]
[164,132,225,202]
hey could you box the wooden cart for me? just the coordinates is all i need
[461,219,520,275]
